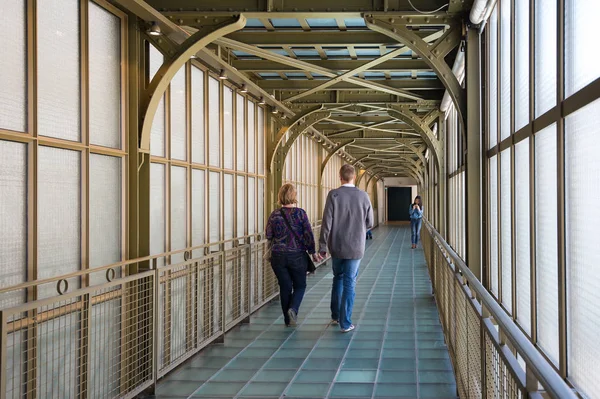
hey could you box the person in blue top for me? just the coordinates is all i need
[409,195,423,249]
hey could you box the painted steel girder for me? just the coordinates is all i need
[139,15,246,151]
[319,140,356,185]
[365,15,467,131]
[386,107,442,166]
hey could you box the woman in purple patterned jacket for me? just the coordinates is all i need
[266,183,322,327]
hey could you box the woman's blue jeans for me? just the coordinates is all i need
[410,218,422,245]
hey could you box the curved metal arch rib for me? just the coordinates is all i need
[139,15,246,151]
[365,16,466,129]
[318,139,355,187]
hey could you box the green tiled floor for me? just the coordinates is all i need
[151,225,457,399]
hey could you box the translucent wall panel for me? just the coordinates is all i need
[89,155,121,280]
[191,67,205,164]
[236,94,246,171]
[0,0,26,132]
[208,77,220,167]
[170,68,187,161]
[151,97,166,157]
[191,169,205,256]
[37,147,80,298]
[565,99,600,397]
[37,0,80,141]
[515,139,531,334]
[237,176,246,237]
[89,299,121,396]
[150,163,165,265]
[258,178,265,233]
[500,149,512,312]
[535,124,558,364]
[534,0,557,117]
[488,6,498,150]
[565,1,600,97]
[489,156,499,295]
[248,102,255,173]
[224,174,233,247]
[209,172,220,244]
[171,166,187,263]
[89,3,121,149]
[0,141,27,309]
[514,0,529,131]
[223,87,233,169]
[257,107,265,174]
[248,177,255,235]
[149,45,163,82]
[499,0,511,141]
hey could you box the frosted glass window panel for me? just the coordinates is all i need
[149,45,163,82]
[489,156,499,296]
[248,102,256,173]
[208,77,220,167]
[191,67,205,164]
[89,155,121,285]
[151,96,166,157]
[566,1,600,97]
[257,107,265,174]
[223,87,233,169]
[237,176,246,238]
[191,169,205,257]
[565,99,600,398]
[37,147,80,299]
[500,0,511,140]
[534,0,557,117]
[0,0,26,132]
[515,139,531,334]
[236,95,246,171]
[248,177,255,235]
[535,124,559,365]
[170,68,187,161]
[0,141,27,309]
[170,166,187,264]
[258,178,265,232]
[209,172,220,245]
[500,149,512,312]
[488,6,498,149]
[224,174,233,246]
[150,163,166,266]
[37,0,80,141]
[89,3,121,149]
[514,0,529,131]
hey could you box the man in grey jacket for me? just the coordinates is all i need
[319,165,373,332]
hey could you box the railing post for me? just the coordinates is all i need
[151,258,159,393]
[216,250,226,344]
[243,238,252,322]
[0,311,7,399]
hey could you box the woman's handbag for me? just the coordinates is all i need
[279,209,317,274]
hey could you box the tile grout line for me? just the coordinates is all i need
[274,227,397,399]
[412,242,422,398]
[370,226,408,399]
[322,228,402,399]
[187,226,393,399]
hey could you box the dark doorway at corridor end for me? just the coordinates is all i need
[387,187,412,221]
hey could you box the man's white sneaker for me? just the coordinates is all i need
[341,324,355,333]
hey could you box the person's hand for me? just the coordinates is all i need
[312,253,323,262]
[319,251,327,259]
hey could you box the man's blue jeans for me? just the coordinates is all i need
[331,258,361,329]
[411,218,422,245]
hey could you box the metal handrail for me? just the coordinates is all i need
[423,218,577,399]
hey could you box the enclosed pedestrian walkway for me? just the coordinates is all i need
[152,225,456,399]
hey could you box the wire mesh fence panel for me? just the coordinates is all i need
[467,300,483,398]
[0,272,155,399]
[455,279,469,398]
[224,245,250,331]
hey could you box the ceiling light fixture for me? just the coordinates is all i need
[218,69,227,80]
[271,107,278,114]
[240,84,248,93]
[259,97,265,105]
[148,21,162,36]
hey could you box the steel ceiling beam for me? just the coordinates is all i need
[225,31,405,47]
[365,14,467,129]
[216,37,425,100]
[257,80,444,90]
[282,31,443,102]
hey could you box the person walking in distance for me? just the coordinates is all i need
[409,195,423,249]
[319,165,373,333]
